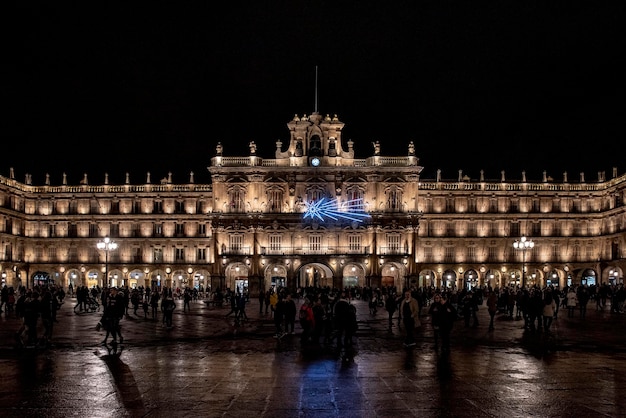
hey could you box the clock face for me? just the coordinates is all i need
[311,157,320,167]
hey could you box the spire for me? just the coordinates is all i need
[314,65,318,113]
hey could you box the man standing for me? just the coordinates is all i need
[284,293,297,334]
[385,292,397,331]
[332,291,357,348]
[101,287,125,345]
[438,293,458,355]
[486,290,498,331]
[399,289,420,347]
[258,289,265,314]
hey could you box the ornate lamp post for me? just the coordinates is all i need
[513,236,534,288]
[97,237,118,288]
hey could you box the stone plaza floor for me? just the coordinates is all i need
[1,293,626,417]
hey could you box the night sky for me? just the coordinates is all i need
[2,2,624,185]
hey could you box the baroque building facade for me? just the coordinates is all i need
[0,111,625,294]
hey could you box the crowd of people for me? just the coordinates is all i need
[2,280,625,353]
[1,284,66,348]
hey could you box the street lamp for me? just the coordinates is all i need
[97,237,118,288]
[513,236,534,288]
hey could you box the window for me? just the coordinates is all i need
[386,234,401,253]
[489,246,499,262]
[153,248,163,263]
[198,224,207,236]
[309,235,321,252]
[268,189,284,212]
[445,247,454,263]
[175,223,185,236]
[153,224,163,237]
[423,246,433,263]
[229,235,243,253]
[229,187,245,212]
[269,235,282,253]
[154,201,163,213]
[175,248,185,261]
[386,187,402,212]
[47,246,57,262]
[133,247,141,263]
[467,246,476,263]
[68,247,78,263]
[348,235,361,252]
[197,248,207,261]
[346,187,364,211]
[306,187,325,203]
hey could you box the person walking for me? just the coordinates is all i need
[236,292,249,321]
[161,289,176,328]
[131,288,141,315]
[284,293,297,334]
[486,290,498,331]
[399,289,421,347]
[311,296,326,345]
[438,293,457,355]
[258,289,265,314]
[577,286,590,319]
[542,291,557,332]
[332,290,357,348]
[183,288,192,312]
[101,287,124,345]
[269,289,278,318]
[273,293,286,338]
[22,290,41,347]
[428,293,444,349]
[224,291,239,318]
[552,286,561,319]
[150,289,160,320]
[385,292,397,331]
[566,288,577,318]
[0,284,8,314]
[40,289,55,347]
[298,298,315,345]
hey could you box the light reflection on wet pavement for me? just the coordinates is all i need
[1,297,626,417]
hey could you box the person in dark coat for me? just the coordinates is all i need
[332,291,357,348]
[438,293,457,355]
[385,292,397,331]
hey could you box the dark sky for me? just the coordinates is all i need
[2,2,624,184]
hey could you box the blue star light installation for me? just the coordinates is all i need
[303,198,370,223]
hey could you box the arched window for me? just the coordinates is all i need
[386,186,403,212]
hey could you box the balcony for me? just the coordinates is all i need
[260,246,370,256]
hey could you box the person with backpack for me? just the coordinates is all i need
[298,298,315,344]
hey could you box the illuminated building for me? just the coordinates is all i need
[0,112,624,293]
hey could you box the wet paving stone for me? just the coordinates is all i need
[1,297,626,416]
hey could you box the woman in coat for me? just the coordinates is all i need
[399,290,420,347]
[566,288,577,318]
